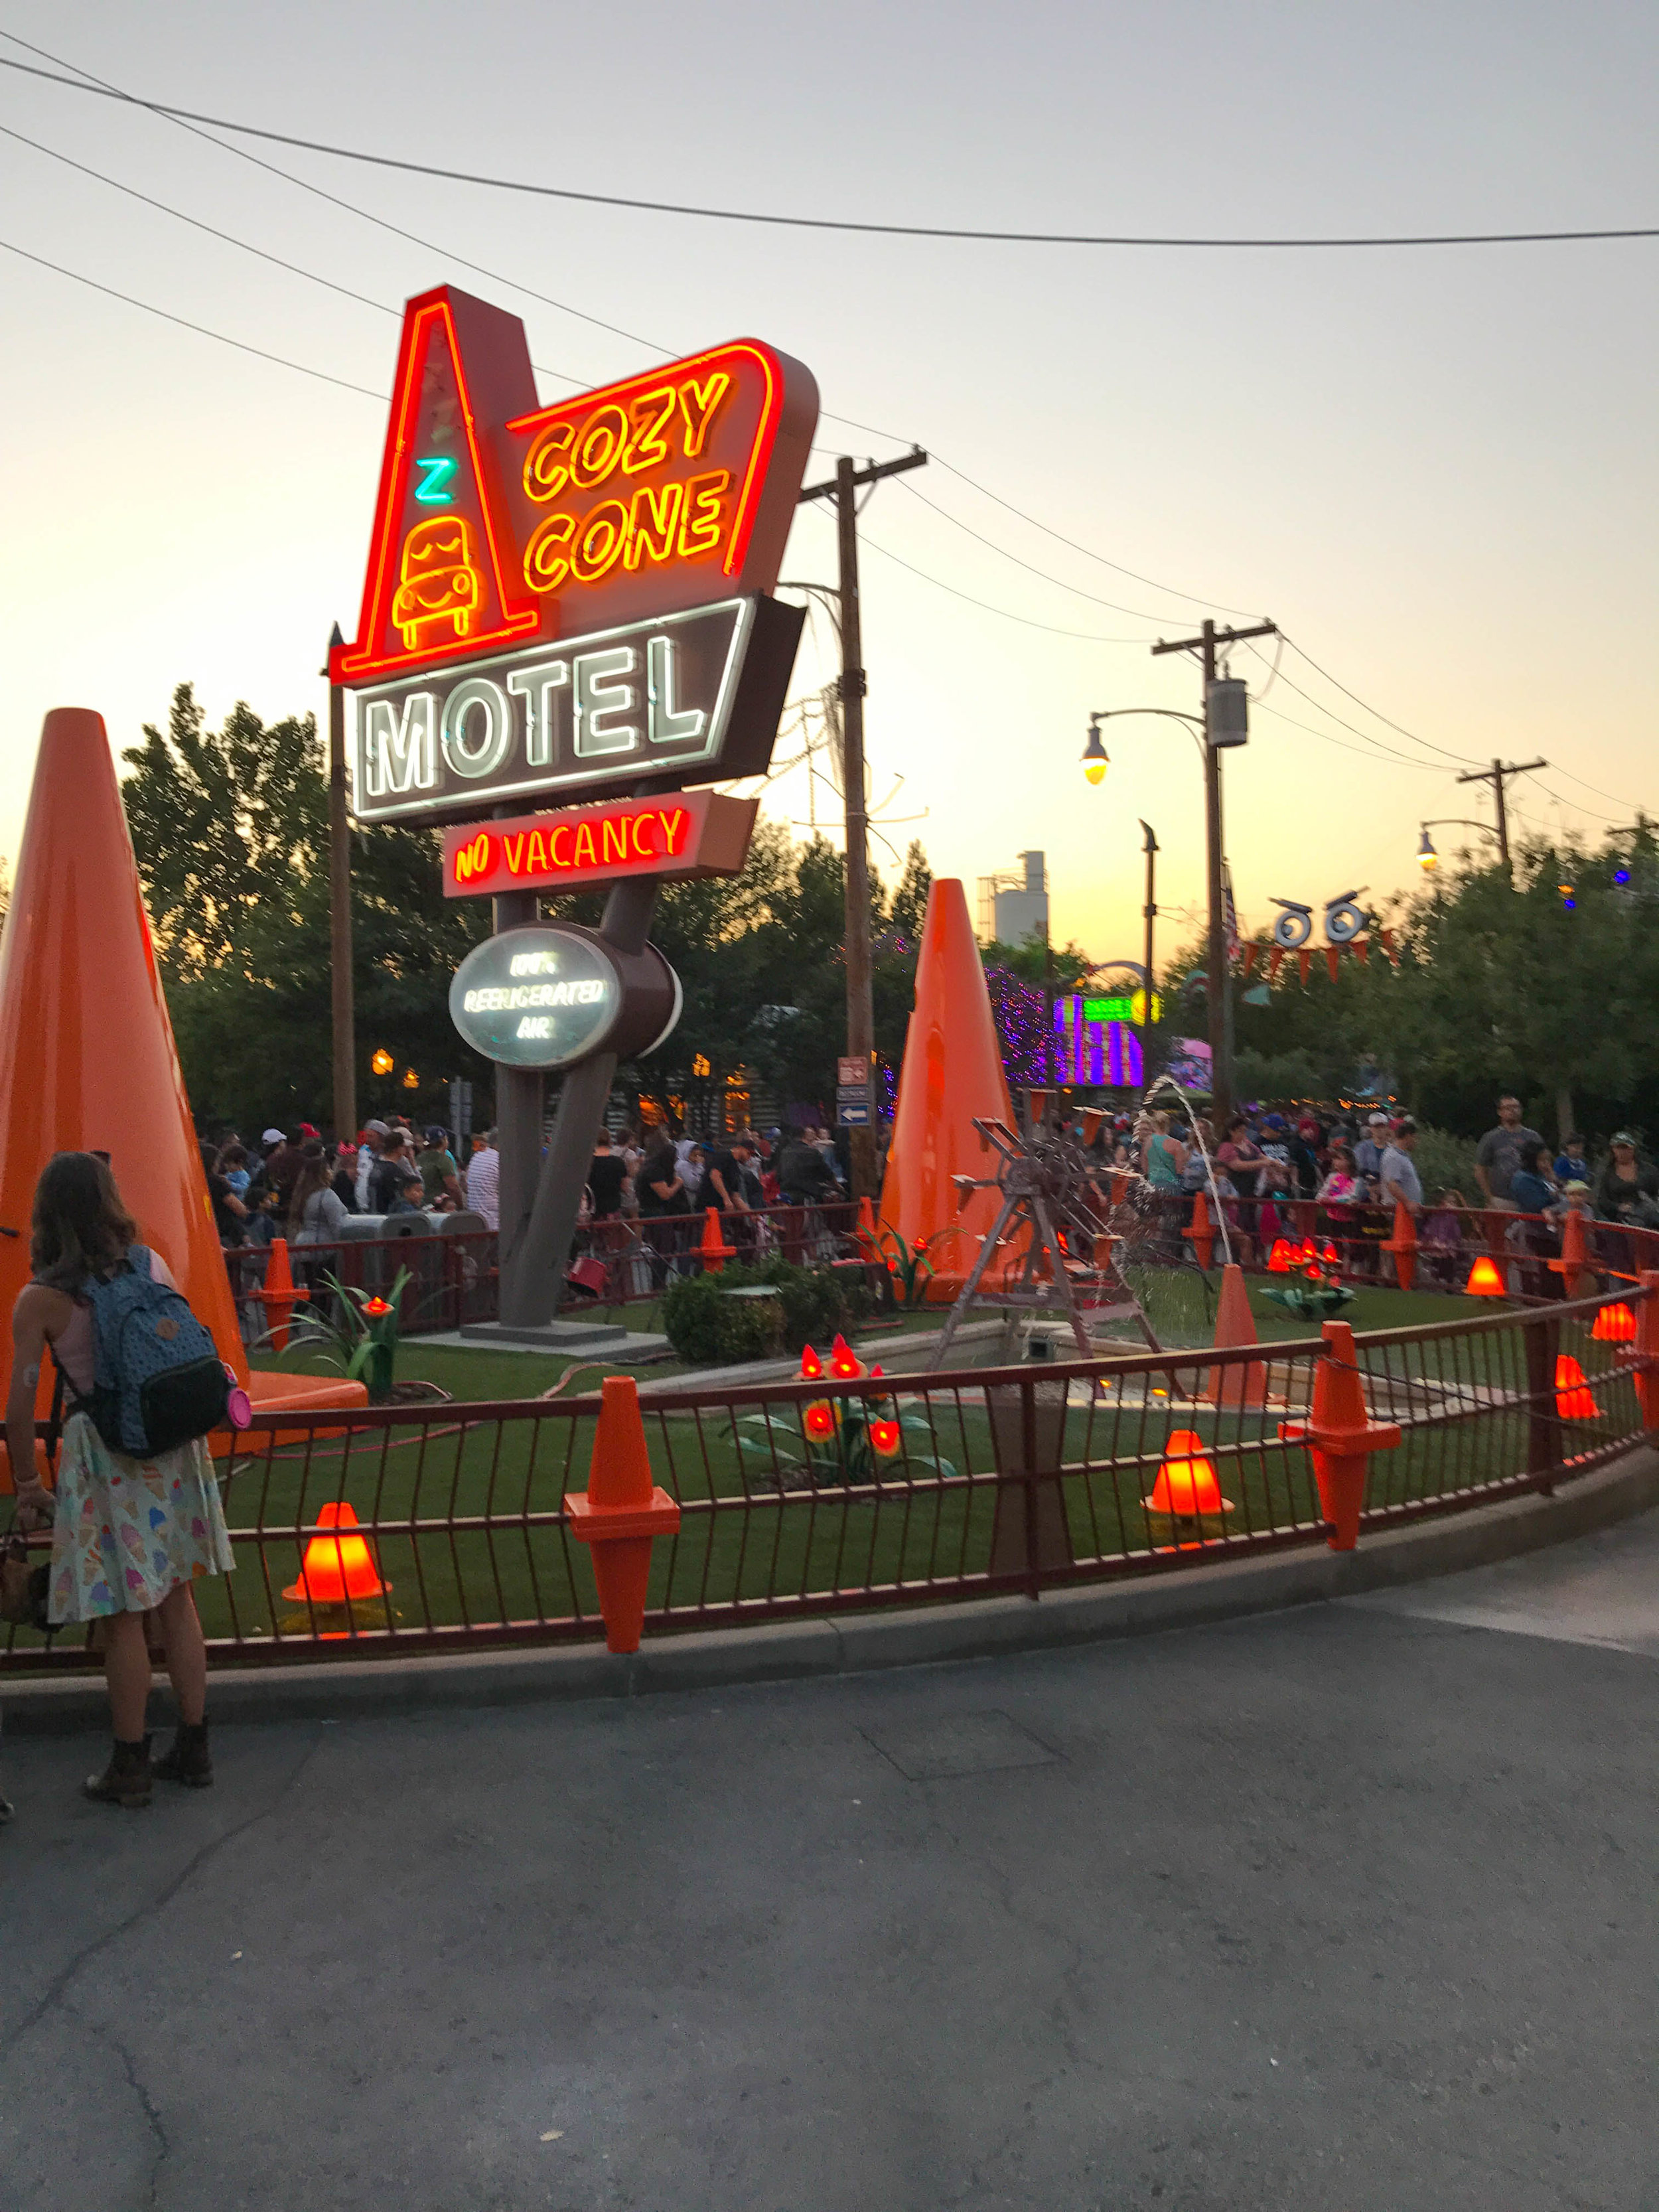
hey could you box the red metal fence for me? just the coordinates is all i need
[220,1200,864,1345]
[5,1282,1651,1673]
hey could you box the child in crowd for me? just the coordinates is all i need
[1421,1188,1467,1286]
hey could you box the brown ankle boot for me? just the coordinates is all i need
[84,1736,153,1809]
[153,1722,213,1789]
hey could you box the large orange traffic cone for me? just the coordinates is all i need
[698,1205,736,1273]
[879,878,1021,1299]
[1286,1321,1402,1549]
[0,709,364,1491]
[1381,1202,1417,1292]
[282,1501,388,1602]
[1208,1264,1267,1408]
[565,1375,682,1652]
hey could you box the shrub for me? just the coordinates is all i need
[661,1274,786,1366]
[1411,1123,1479,1203]
[731,1254,871,1347]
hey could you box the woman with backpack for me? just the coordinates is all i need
[6,1152,235,1808]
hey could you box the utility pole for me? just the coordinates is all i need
[1455,757,1546,876]
[1149,617,1277,1130]
[1139,820,1159,1073]
[797,444,927,1199]
[325,623,356,1142]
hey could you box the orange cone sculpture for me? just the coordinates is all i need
[1285,1320,1402,1550]
[1182,1193,1216,1270]
[252,1236,309,1353]
[698,1205,735,1273]
[879,878,1019,1299]
[565,1375,682,1653]
[1381,1202,1417,1292]
[1143,1429,1234,1518]
[1547,1206,1593,1297]
[1208,1264,1267,1408]
[0,709,363,1491]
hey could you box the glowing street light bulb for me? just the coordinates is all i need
[1416,827,1438,871]
[1081,720,1110,786]
[371,1047,394,1075]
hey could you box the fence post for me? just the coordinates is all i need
[565,1376,682,1652]
[1283,1321,1402,1549]
[1522,1306,1563,1492]
[1634,1272,1659,1432]
[987,1372,1072,1593]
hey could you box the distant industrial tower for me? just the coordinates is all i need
[978,850,1048,946]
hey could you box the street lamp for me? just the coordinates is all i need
[1417,819,1502,872]
[1081,717,1111,786]
[371,1047,394,1076]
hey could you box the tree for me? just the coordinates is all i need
[121,684,492,1136]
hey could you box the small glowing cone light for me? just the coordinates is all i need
[1554,1355,1597,1422]
[1465,1254,1507,1297]
[1591,1302,1636,1344]
[1143,1430,1233,1520]
[283,1501,389,1603]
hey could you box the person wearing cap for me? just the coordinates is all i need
[355,1120,389,1211]
[1353,1114,1392,1195]
[416,1126,462,1207]
[1475,1094,1546,1213]
[1593,1133,1659,1226]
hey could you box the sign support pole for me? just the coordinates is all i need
[326,622,356,1143]
[498,875,660,1331]
[493,883,543,1303]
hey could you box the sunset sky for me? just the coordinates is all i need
[3,1,1654,964]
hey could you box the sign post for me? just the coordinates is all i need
[331,287,816,1349]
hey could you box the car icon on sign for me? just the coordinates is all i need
[392,515,481,650]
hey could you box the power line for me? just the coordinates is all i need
[1274,633,1484,764]
[0,236,384,396]
[1242,639,1482,769]
[1248,696,1453,773]
[6,55,1657,251]
[891,477,1196,625]
[851,530,1151,641]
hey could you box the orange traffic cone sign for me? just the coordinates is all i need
[1209,1264,1267,1408]
[1465,1254,1506,1297]
[1381,1202,1417,1292]
[698,1205,736,1273]
[565,1375,682,1653]
[1281,1320,1402,1550]
[283,1501,389,1602]
[252,1236,310,1353]
[1591,1301,1636,1343]
[1183,1193,1215,1271]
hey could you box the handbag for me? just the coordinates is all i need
[1,1524,50,1631]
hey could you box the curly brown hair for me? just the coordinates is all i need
[30,1151,139,1291]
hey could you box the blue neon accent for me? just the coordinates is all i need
[1616,867,1632,885]
[413,455,458,504]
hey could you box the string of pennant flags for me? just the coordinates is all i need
[1240,928,1400,986]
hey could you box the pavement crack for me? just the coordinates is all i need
[11,1731,324,2047]
[84,2010,171,2206]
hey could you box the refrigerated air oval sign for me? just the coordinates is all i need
[449,924,680,1071]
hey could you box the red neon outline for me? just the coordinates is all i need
[336,295,537,683]
[506,340,784,586]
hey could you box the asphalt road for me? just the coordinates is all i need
[3,1516,1656,2212]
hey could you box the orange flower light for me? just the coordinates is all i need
[360,1296,394,1318]
[1554,1355,1598,1421]
[1267,1238,1297,1273]
[1142,1430,1234,1518]
[869,1415,902,1457]
[803,1401,837,1440]
[1465,1255,1506,1297]
[1591,1302,1637,1343]
[281,1501,389,1603]
[798,1345,824,1380]
[1321,1241,1341,1265]
[828,1333,865,1379]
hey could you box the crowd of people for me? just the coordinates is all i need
[197,1117,855,1253]
[1088,1091,1659,1283]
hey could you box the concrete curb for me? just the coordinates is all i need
[6,1445,1656,1737]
